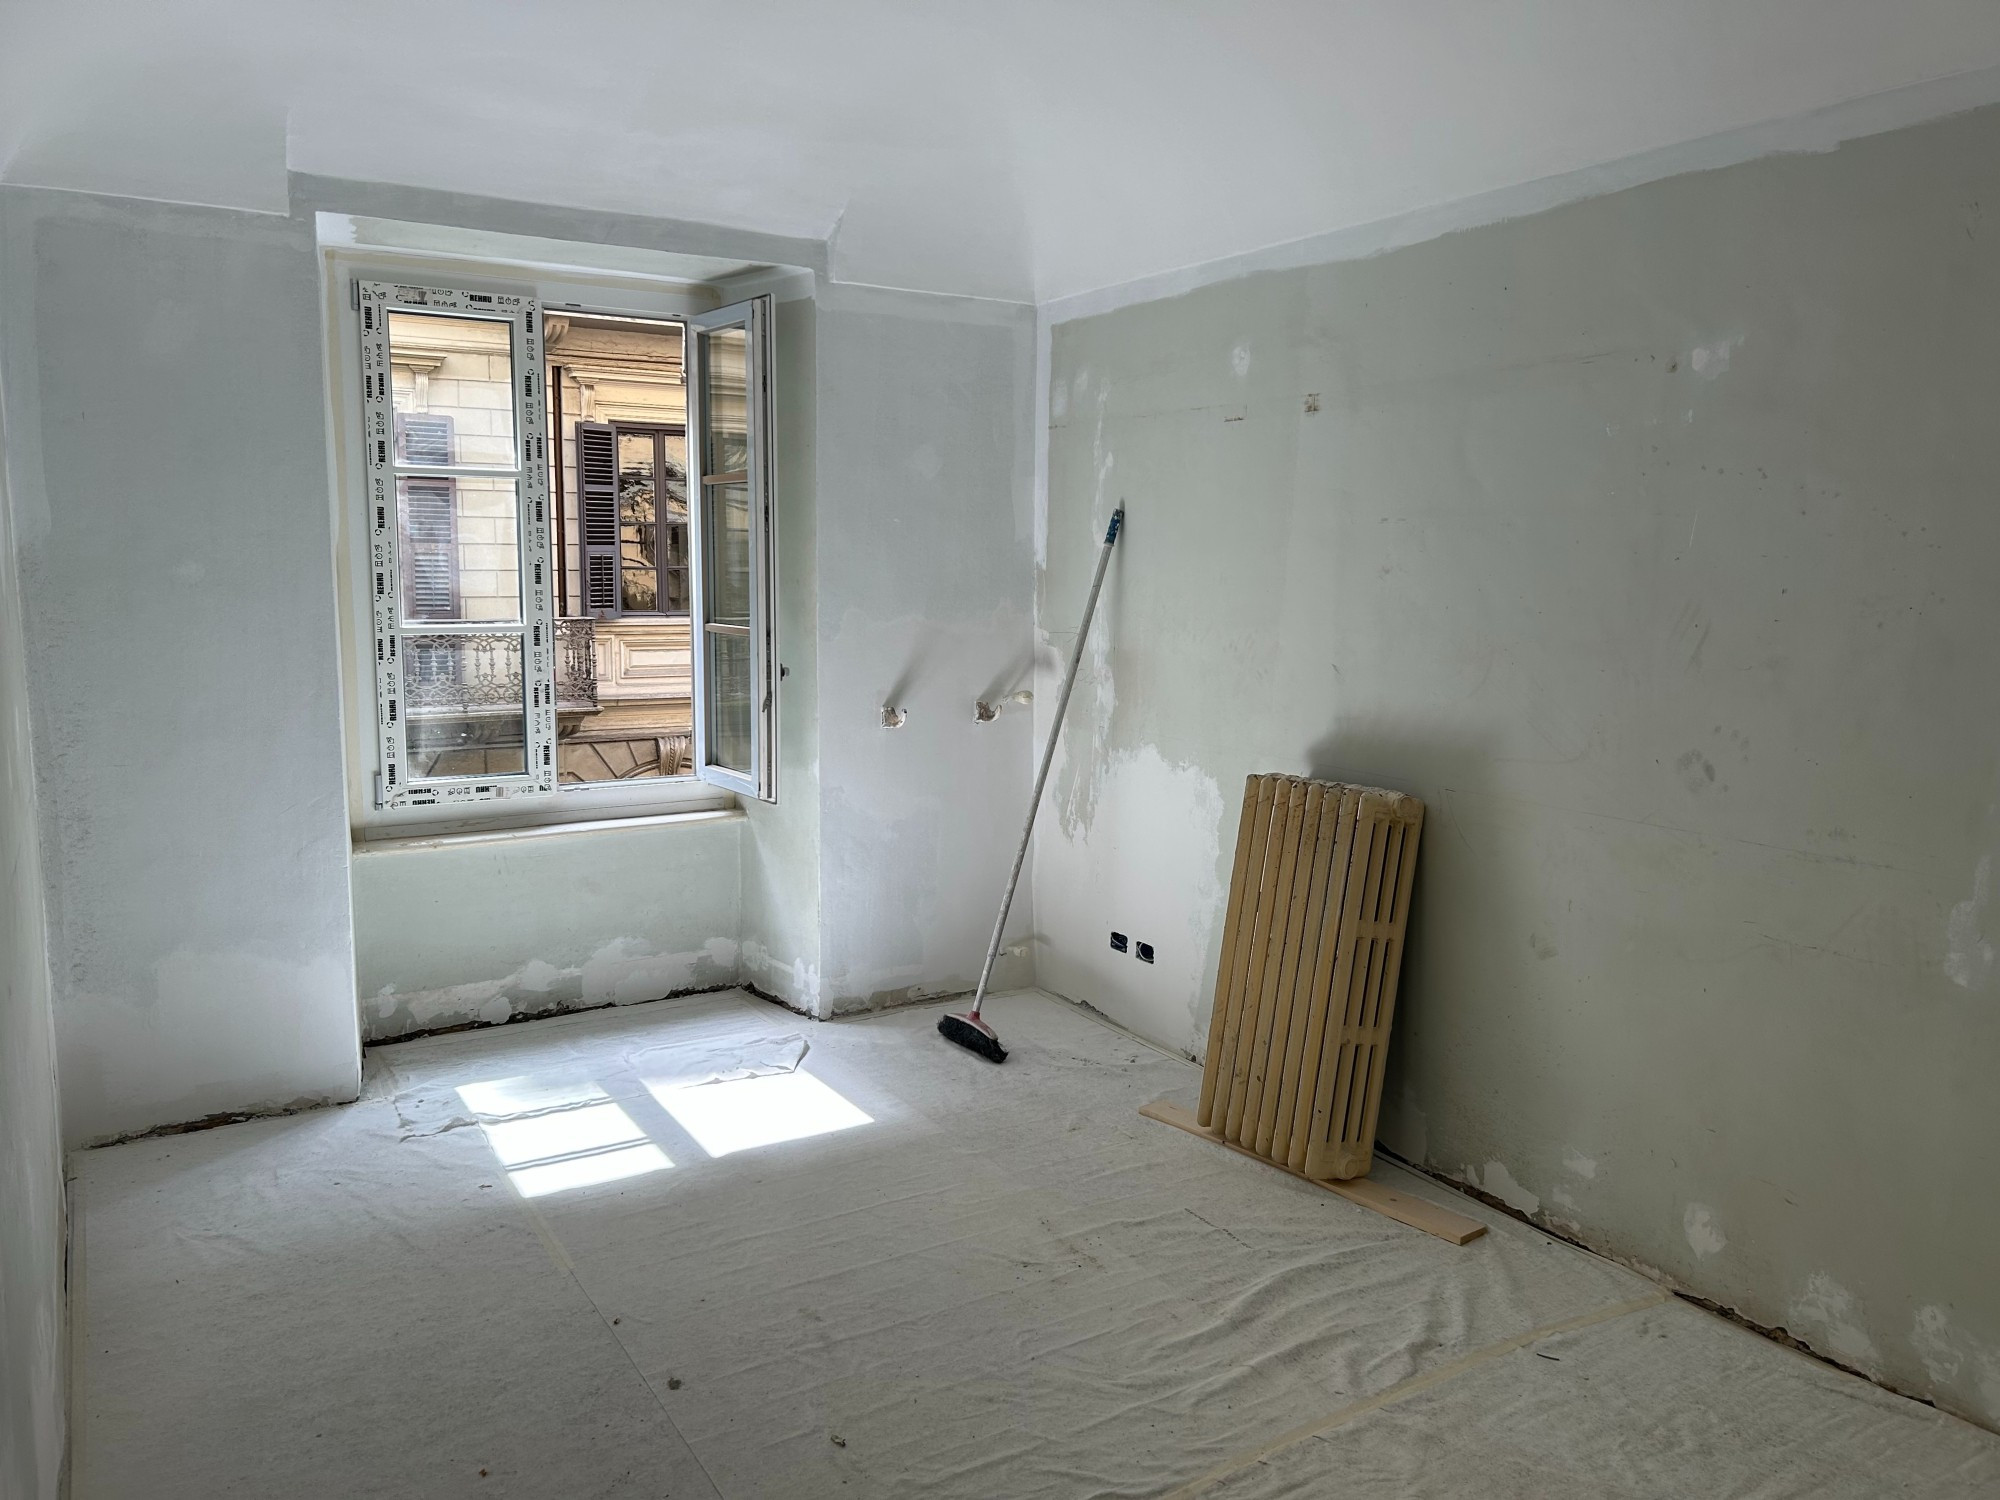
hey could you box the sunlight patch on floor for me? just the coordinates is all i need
[457,1076,672,1198]
[649,1070,873,1158]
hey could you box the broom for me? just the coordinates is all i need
[939,506,1125,1063]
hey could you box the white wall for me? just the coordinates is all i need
[351,814,743,1039]
[1036,104,2000,1428]
[350,279,1037,1031]
[811,285,1038,1013]
[0,173,1038,1150]
[0,187,360,1145]
[0,321,66,1499]
[738,294,824,1009]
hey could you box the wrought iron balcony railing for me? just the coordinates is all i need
[402,619,599,716]
[557,618,598,711]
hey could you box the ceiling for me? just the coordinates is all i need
[6,1,2000,305]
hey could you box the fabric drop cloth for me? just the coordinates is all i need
[67,989,2000,1498]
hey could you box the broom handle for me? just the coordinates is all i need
[970,506,1124,1018]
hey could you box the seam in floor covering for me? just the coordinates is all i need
[65,1171,90,1498]
[1036,989,1201,1066]
[1161,1290,1672,1498]
[510,1185,728,1498]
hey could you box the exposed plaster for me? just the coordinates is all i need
[1037,102,2000,1434]
[1945,853,1994,990]
[366,938,741,1043]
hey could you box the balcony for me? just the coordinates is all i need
[400,618,693,783]
[557,618,598,712]
[402,619,599,718]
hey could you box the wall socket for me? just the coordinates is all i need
[1110,931,1155,963]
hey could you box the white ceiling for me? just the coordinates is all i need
[6,1,2000,305]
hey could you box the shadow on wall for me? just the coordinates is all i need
[1302,719,1537,1178]
[977,651,1036,714]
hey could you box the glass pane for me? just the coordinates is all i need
[403,633,527,778]
[705,482,751,625]
[617,431,658,612]
[553,617,695,785]
[662,432,689,614]
[705,628,753,774]
[700,326,748,473]
[662,552,688,614]
[400,477,519,624]
[388,311,516,468]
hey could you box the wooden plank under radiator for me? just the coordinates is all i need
[1139,1099,1484,1245]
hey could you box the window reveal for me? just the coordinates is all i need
[356,280,774,811]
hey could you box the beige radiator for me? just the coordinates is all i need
[1197,774,1425,1182]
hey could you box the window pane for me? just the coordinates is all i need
[616,431,657,612]
[663,434,688,516]
[662,433,689,614]
[398,478,458,621]
[400,477,519,624]
[705,481,751,625]
[705,628,753,773]
[701,326,748,473]
[388,311,516,468]
[554,617,694,785]
[662,546,689,614]
[403,633,527,778]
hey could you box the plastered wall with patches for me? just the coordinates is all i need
[0,310,66,1500]
[0,168,1037,1148]
[737,293,824,1012]
[350,815,746,1040]
[811,285,1038,1014]
[1037,102,2000,1427]
[0,186,362,1146]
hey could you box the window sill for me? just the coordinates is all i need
[353,805,742,855]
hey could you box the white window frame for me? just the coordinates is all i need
[687,297,779,801]
[357,281,556,809]
[326,251,779,838]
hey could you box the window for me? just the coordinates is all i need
[574,423,688,617]
[354,279,777,814]
[688,300,777,800]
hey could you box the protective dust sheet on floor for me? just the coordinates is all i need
[70,991,2000,1498]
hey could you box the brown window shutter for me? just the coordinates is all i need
[577,421,620,616]
[401,478,459,620]
[397,412,455,466]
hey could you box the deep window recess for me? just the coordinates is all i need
[356,281,778,811]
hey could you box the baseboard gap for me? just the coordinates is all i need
[1372,1143,1991,1435]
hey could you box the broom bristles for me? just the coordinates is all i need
[937,1012,1007,1064]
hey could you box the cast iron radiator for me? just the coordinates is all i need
[1197,774,1425,1181]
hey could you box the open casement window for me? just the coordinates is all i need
[357,279,776,814]
[358,282,555,808]
[687,297,777,802]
